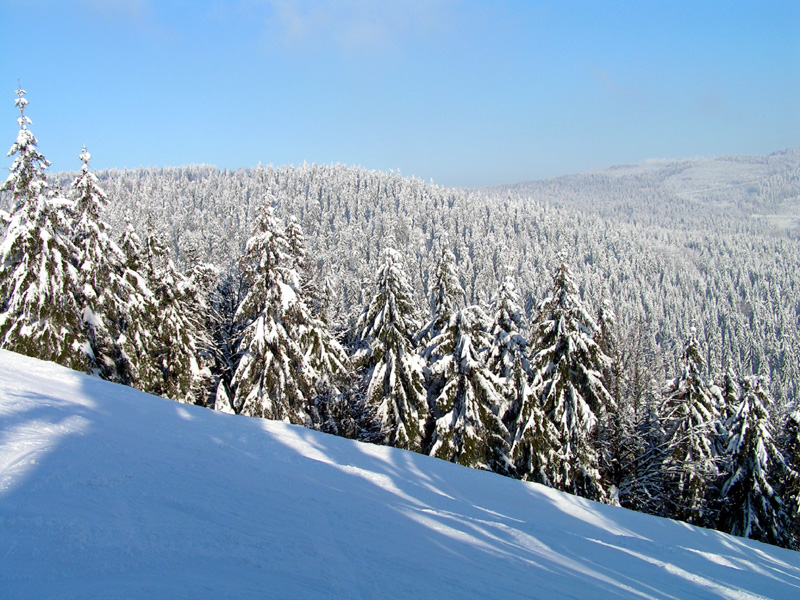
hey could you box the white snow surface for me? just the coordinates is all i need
[1,349,799,599]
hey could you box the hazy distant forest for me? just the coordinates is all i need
[2,88,800,548]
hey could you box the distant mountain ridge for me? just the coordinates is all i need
[481,147,800,230]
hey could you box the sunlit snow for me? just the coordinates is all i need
[1,349,798,599]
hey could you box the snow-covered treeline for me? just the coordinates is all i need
[2,89,800,549]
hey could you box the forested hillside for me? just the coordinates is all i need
[56,149,800,408]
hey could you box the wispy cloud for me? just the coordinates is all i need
[258,0,459,52]
[80,0,152,22]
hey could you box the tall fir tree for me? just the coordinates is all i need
[230,205,312,422]
[530,260,613,502]
[141,230,211,403]
[355,248,428,450]
[114,221,163,391]
[486,274,528,416]
[507,352,562,485]
[780,408,800,548]
[0,87,88,371]
[417,240,464,349]
[719,375,790,546]
[661,329,721,525]
[427,305,510,472]
[69,146,128,380]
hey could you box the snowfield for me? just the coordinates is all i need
[1,350,799,599]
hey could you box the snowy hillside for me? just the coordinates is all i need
[1,350,799,600]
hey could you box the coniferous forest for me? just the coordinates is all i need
[3,88,800,549]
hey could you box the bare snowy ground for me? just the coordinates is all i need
[1,349,799,599]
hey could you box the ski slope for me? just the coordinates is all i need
[1,349,799,599]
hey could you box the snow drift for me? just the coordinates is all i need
[1,349,798,599]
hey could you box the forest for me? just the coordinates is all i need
[2,87,799,549]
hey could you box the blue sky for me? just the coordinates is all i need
[2,0,798,188]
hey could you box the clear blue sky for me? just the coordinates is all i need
[2,1,798,188]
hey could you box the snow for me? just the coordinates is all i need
[1,349,799,599]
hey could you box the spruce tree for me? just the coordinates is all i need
[355,248,428,450]
[69,146,128,379]
[486,274,528,415]
[661,329,721,524]
[619,399,668,515]
[114,221,163,391]
[780,409,800,548]
[427,305,510,472]
[508,352,562,485]
[720,375,789,546]
[0,87,88,371]
[530,260,613,501]
[230,205,311,422]
[417,241,464,349]
[141,230,210,403]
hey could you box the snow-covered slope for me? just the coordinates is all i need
[1,350,798,599]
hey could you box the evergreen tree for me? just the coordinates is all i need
[507,352,562,485]
[719,375,789,546]
[355,248,427,450]
[0,87,88,371]
[114,221,163,391]
[780,408,800,548]
[661,329,721,524]
[69,146,128,379]
[417,241,464,349]
[486,274,528,415]
[283,220,351,403]
[619,399,668,515]
[142,230,212,403]
[230,205,311,422]
[427,305,510,472]
[530,260,613,501]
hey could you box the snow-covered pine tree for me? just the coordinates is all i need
[427,305,510,472]
[530,259,613,502]
[0,87,89,371]
[719,375,790,546]
[69,146,128,380]
[780,408,800,548]
[136,230,209,403]
[282,219,351,403]
[486,274,528,415]
[417,240,465,349]
[355,248,427,451]
[661,328,721,525]
[230,204,311,422]
[114,221,163,390]
[508,352,562,485]
[619,398,668,515]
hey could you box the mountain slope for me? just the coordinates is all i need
[1,350,798,599]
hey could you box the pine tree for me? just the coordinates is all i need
[355,248,428,451]
[661,329,721,524]
[69,146,128,379]
[0,87,89,371]
[230,205,311,422]
[283,219,351,403]
[780,409,800,548]
[719,375,789,546]
[530,260,613,501]
[508,352,562,485]
[427,305,510,472]
[619,398,669,515]
[417,241,464,349]
[114,221,163,391]
[142,230,211,403]
[486,274,528,416]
